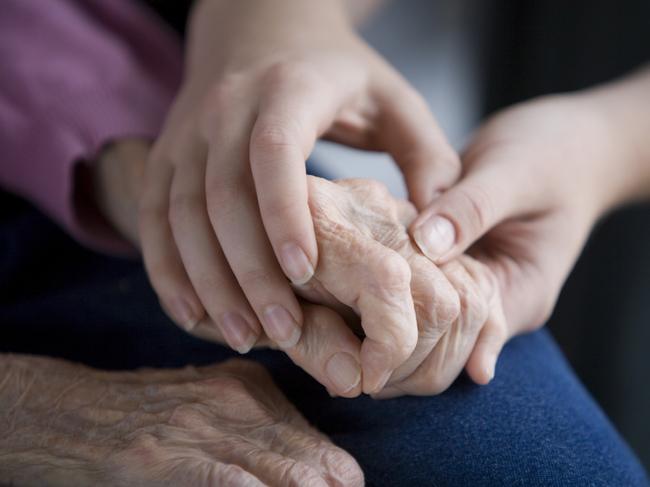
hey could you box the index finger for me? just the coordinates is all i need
[249,68,342,285]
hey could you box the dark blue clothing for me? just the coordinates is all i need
[0,194,647,486]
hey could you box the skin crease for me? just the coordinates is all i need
[95,146,502,398]
[0,355,364,487]
[138,0,460,358]
[95,68,650,401]
[298,177,506,395]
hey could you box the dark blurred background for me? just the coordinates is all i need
[480,0,650,469]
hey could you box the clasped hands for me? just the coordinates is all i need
[91,1,632,399]
[97,83,622,399]
[96,150,509,399]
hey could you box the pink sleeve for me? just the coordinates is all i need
[0,0,182,254]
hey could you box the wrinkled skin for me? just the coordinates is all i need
[137,0,459,357]
[296,177,507,397]
[95,144,502,398]
[0,355,363,487]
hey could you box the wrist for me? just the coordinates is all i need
[576,67,650,215]
[186,0,356,75]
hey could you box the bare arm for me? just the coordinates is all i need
[586,65,650,210]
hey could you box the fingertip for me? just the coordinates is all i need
[262,304,302,349]
[411,214,458,263]
[279,241,315,285]
[325,352,362,397]
[219,311,260,354]
[467,348,497,385]
[164,296,205,332]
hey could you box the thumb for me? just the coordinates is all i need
[409,163,516,264]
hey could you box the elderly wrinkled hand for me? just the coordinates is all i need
[0,355,363,487]
[292,177,506,397]
[94,147,500,398]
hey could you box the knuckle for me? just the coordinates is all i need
[251,123,295,156]
[204,377,273,424]
[202,376,254,402]
[381,326,417,361]
[362,178,391,201]
[110,432,165,473]
[263,61,321,89]
[372,253,411,291]
[124,432,160,460]
[205,76,241,110]
[196,376,247,396]
[168,403,208,429]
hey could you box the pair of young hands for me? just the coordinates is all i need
[94,0,636,399]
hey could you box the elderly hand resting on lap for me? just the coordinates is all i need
[0,355,363,486]
[95,142,505,399]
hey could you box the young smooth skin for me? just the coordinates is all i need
[411,67,650,373]
[0,355,364,487]
[138,0,459,356]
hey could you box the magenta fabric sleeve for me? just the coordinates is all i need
[0,0,182,254]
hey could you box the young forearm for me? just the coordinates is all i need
[186,0,363,76]
[585,66,650,210]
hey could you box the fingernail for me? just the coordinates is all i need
[326,353,361,394]
[263,305,301,348]
[171,298,200,331]
[371,369,393,395]
[280,242,314,285]
[220,312,257,354]
[413,215,455,261]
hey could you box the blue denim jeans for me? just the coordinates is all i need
[0,195,647,486]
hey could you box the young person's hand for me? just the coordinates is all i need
[410,68,650,378]
[138,0,459,355]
